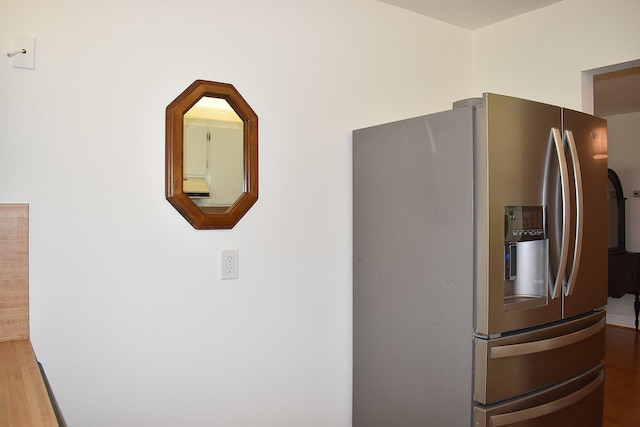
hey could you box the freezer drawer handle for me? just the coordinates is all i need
[490,317,605,359]
[489,371,603,426]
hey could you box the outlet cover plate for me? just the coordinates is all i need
[221,249,238,280]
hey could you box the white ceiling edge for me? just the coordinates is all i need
[377,0,563,30]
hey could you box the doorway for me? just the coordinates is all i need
[588,60,640,328]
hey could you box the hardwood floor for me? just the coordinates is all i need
[604,325,640,426]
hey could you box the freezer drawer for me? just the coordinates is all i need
[473,364,604,427]
[474,310,605,404]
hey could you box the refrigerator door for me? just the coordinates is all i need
[561,109,608,318]
[474,310,605,405]
[475,94,563,336]
[473,363,604,427]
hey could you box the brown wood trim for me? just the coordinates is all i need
[0,203,29,342]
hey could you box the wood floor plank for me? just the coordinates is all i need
[604,325,640,427]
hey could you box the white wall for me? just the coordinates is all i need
[472,0,640,111]
[0,1,471,425]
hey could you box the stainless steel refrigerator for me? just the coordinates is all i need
[352,93,608,426]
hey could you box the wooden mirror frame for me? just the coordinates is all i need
[166,80,258,229]
[608,168,626,255]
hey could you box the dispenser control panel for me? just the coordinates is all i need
[505,206,547,242]
[504,206,548,281]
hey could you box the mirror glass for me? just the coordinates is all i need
[166,80,258,229]
[183,97,244,208]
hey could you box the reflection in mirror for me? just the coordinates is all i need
[183,97,244,208]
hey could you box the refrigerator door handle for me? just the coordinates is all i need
[488,370,604,426]
[550,128,570,299]
[563,130,583,296]
[490,317,605,359]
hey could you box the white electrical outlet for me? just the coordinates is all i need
[221,249,238,280]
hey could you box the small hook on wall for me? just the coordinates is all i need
[8,35,35,69]
[6,48,27,58]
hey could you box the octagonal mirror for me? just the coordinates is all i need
[166,80,258,229]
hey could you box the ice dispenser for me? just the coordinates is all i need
[504,206,549,310]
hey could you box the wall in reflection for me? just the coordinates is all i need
[183,97,244,207]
